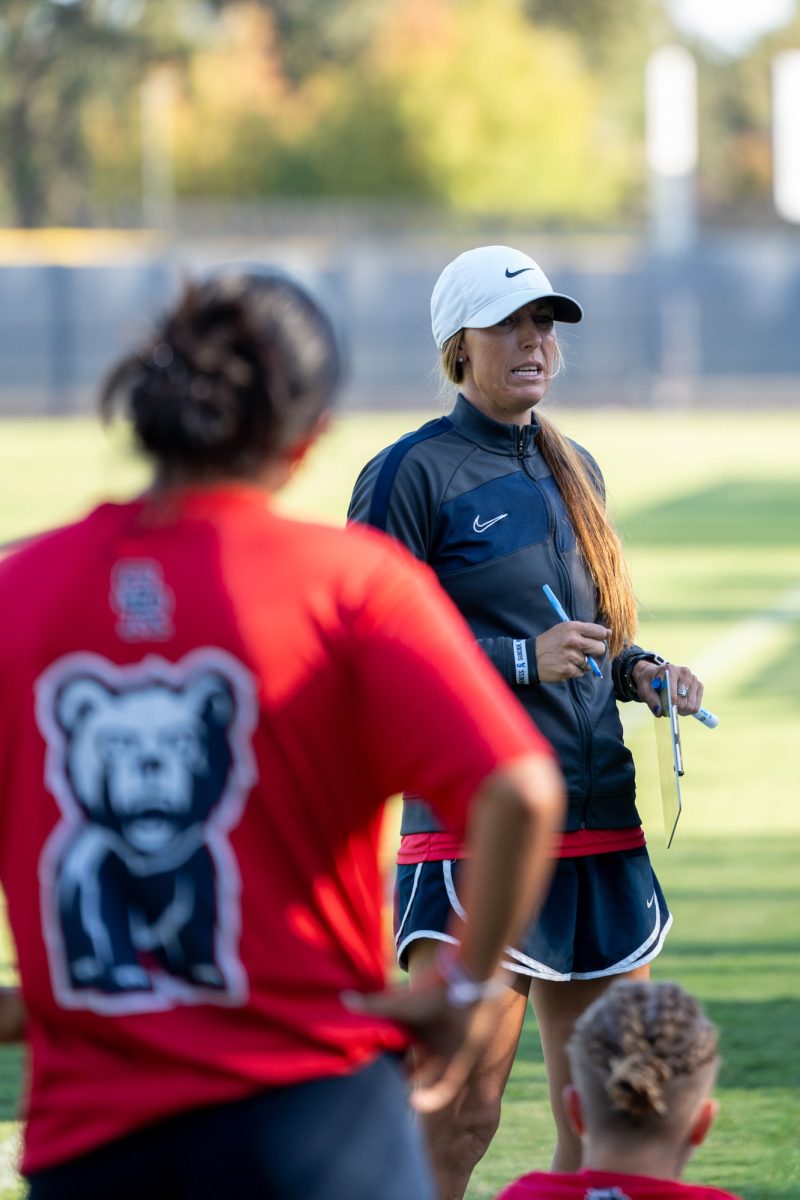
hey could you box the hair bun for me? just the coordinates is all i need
[607,1051,672,1119]
[101,270,341,477]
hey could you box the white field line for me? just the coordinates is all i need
[622,581,800,735]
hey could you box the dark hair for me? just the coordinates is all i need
[568,980,719,1126]
[101,269,342,478]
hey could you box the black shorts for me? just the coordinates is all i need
[26,1055,434,1200]
[395,847,672,981]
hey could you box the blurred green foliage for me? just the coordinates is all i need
[0,0,792,227]
[0,0,198,226]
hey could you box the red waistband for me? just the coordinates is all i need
[397,826,645,864]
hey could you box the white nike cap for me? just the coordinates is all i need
[430,245,583,350]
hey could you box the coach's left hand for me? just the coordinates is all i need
[632,659,704,718]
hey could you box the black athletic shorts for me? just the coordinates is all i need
[26,1054,434,1200]
[395,847,672,980]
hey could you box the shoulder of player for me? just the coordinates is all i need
[272,513,419,581]
[494,1171,578,1197]
[0,503,119,583]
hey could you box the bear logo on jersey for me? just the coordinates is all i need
[35,649,258,1014]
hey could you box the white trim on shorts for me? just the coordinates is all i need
[394,862,423,945]
[395,860,673,983]
[570,903,674,981]
[394,862,460,963]
[441,859,566,978]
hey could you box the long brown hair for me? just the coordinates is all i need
[441,334,637,656]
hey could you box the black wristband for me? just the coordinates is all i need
[620,651,666,703]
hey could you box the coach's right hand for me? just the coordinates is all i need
[535,620,610,682]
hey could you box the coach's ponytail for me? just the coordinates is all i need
[440,333,637,657]
[535,415,637,658]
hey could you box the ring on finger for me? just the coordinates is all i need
[677,684,688,698]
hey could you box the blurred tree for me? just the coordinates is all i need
[525,0,650,63]
[0,0,202,225]
[697,55,774,224]
[257,0,391,83]
[171,0,649,221]
[0,0,681,227]
[371,0,639,221]
[169,4,429,199]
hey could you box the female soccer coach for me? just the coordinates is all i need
[348,245,705,1197]
[0,268,564,1200]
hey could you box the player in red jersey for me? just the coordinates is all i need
[495,980,741,1200]
[0,269,564,1200]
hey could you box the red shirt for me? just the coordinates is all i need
[496,1169,742,1200]
[0,485,551,1173]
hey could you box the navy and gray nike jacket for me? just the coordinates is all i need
[347,393,651,836]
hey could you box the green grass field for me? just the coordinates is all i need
[0,408,798,1199]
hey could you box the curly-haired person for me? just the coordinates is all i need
[496,980,741,1200]
[0,268,564,1200]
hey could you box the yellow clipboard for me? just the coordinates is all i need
[654,667,684,848]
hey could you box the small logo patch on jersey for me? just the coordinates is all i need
[473,513,508,533]
[111,559,175,642]
[586,1188,632,1199]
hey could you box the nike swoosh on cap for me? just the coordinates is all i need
[505,267,535,278]
[473,513,508,533]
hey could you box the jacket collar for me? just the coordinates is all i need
[449,393,539,457]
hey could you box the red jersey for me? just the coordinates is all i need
[0,485,551,1173]
[497,1168,742,1200]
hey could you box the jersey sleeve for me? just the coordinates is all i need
[344,535,553,837]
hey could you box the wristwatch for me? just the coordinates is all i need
[435,944,507,1008]
[621,651,666,703]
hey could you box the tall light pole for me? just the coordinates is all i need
[141,66,176,233]
[645,44,700,406]
[645,44,698,254]
[773,51,800,224]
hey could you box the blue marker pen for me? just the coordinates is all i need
[542,584,603,679]
[652,677,719,729]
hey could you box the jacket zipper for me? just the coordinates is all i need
[521,449,594,824]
